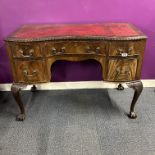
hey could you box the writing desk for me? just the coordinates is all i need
[5,23,147,121]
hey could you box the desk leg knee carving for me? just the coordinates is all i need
[11,84,27,121]
[126,81,143,119]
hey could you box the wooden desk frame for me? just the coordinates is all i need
[5,23,147,121]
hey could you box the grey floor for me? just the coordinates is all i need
[0,88,155,155]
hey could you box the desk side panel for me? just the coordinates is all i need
[5,42,18,83]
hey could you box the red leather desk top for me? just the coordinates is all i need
[6,23,146,41]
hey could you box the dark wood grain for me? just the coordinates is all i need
[108,40,146,56]
[106,58,138,81]
[6,39,146,83]
[45,41,106,56]
[14,60,47,84]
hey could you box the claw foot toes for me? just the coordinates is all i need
[31,85,37,92]
[117,84,124,90]
[128,112,137,119]
[16,114,26,121]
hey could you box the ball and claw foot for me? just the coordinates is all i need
[31,85,37,92]
[16,114,26,121]
[128,112,137,119]
[117,84,124,90]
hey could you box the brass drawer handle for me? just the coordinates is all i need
[128,47,133,52]
[117,49,128,57]
[86,46,91,53]
[116,69,130,75]
[86,46,101,54]
[19,49,34,57]
[23,69,37,77]
[51,47,57,54]
[121,52,128,57]
[117,47,133,57]
[96,47,100,53]
[61,47,65,53]
[51,47,65,55]
[115,68,130,80]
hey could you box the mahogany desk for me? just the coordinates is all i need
[5,23,147,121]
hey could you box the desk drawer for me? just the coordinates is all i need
[109,40,145,57]
[107,58,137,82]
[14,60,47,83]
[46,41,106,56]
[11,43,42,58]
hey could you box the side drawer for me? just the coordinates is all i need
[11,43,42,58]
[106,58,138,82]
[109,40,146,57]
[14,60,47,83]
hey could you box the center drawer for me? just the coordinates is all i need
[14,60,47,83]
[45,41,106,56]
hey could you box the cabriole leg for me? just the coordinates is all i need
[11,83,27,121]
[126,81,143,119]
